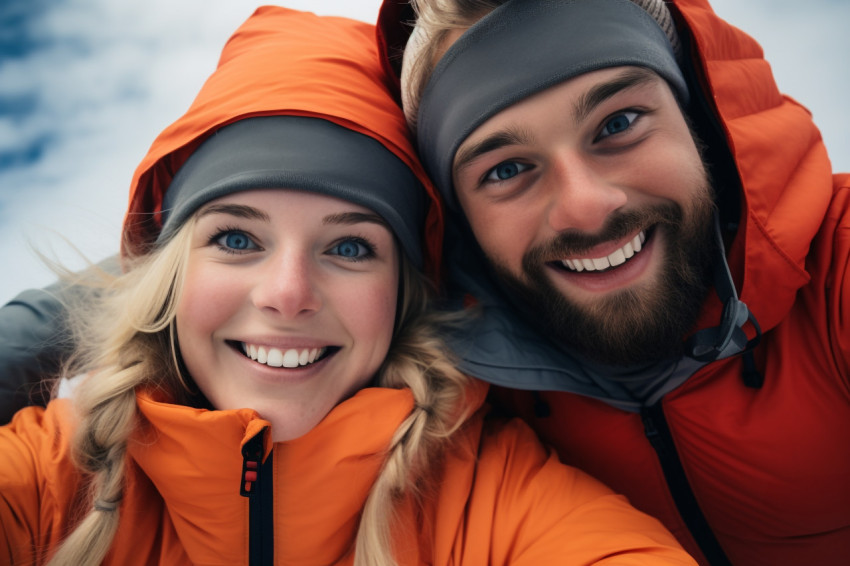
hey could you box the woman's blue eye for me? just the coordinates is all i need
[330,238,372,260]
[216,231,257,251]
[600,111,639,138]
[485,161,528,182]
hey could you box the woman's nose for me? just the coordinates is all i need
[250,252,322,319]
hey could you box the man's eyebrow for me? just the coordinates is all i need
[196,203,270,222]
[454,128,532,174]
[323,211,390,229]
[573,67,659,124]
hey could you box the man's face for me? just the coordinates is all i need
[451,67,717,366]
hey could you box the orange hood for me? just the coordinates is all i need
[671,0,833,336]
[123,6,444,279]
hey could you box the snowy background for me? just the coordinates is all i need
[1,0,848,306]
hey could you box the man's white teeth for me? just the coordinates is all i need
[243,344,325,368]
[562,231,646,272]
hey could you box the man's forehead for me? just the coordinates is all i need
[456,66,664,150]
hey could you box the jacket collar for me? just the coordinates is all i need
[129,387,416,563]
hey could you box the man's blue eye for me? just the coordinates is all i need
[485,161,528,182]
[600,111,639,138]
[217,231,256,251]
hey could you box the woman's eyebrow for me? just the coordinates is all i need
[323,211,389,229]
[196,203,270,222]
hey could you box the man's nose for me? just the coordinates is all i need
[545,152,627,234]
[251,251,322,319]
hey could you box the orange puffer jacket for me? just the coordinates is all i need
[0,382,694,565]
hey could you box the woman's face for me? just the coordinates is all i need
[176,189,400,441]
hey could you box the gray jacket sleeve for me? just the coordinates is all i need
[0,255,119,424]
[0,286,71,423]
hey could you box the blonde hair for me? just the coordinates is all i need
[46,217,469,566]
[46,219,194,566]
[355,258,470,566]
[401,0,682,134]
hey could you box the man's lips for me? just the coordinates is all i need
[558,230,646,272]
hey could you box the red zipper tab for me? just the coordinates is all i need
[240,432,266,497]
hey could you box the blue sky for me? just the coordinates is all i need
[0,0,847,305]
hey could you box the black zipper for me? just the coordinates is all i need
[241,432,274,565]
[640,403,732,566]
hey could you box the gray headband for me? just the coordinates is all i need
[158,116,426,267]
[416,0,690,209]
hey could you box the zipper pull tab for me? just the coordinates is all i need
[240,432,265,497]
[640,405,666,455]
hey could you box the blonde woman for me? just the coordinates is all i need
[0,7,695,566]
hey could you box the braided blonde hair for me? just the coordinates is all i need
[45,220,195,566]
[46,218,469,566]
[355,259,471,566]
[401,0,682,134]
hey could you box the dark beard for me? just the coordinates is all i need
[491,191,717,367]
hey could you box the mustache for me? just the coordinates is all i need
[524,204,683,264]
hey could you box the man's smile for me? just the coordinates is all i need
[559,230,647,272]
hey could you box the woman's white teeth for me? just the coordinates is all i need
[243,344,325,368]
[562,231,645,272]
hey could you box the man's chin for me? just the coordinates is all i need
[494,260,708,368]
[541,287,692,366]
